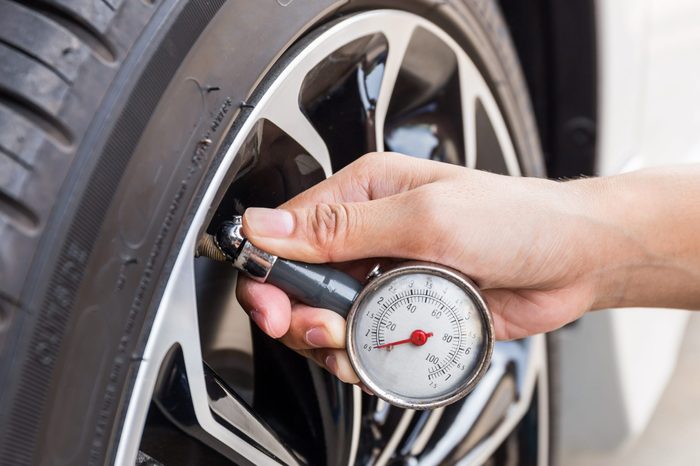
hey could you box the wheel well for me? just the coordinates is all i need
[498,0,598,178]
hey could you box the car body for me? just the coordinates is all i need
[554,0,700,455]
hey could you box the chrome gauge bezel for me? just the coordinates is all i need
[346,262,495,410]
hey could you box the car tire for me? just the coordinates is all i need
[0,1,547,465]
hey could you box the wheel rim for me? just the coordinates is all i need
[116,10,546,466]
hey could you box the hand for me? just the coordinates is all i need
[236,152,700,383]
[234,152,600,384]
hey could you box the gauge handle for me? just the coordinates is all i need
[267,259,360,317]
[213,217,361,317]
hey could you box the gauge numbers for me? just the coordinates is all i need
[348,265,491,408]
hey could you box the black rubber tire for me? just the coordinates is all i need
[0,1,544,464]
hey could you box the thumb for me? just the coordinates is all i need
[241,195,431,264]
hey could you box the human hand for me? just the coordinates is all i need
[234,152,667,383]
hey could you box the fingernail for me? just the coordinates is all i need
[305,327,330,348]
[325,355,338,375]
[249,311,270,334]
[359,383,374,395]
[244,208,294,238]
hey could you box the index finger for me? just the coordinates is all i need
[279,152,453,210]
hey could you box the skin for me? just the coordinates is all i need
[236,152,700,384]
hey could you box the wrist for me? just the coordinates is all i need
[572,167,700,311]
[565,175,652,311]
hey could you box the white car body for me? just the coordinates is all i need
[557,0,700,453]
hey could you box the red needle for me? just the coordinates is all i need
[375,330,434,349]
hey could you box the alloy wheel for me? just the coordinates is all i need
[116,10,548,466]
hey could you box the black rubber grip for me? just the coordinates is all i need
[266,259,362,317]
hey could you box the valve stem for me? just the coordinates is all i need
[195,234,228,262]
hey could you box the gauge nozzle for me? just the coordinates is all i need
[197,217,278,281]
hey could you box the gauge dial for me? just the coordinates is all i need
[347,263,493,409]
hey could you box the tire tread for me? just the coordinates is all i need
[0,1,89,83]
[12,0,118,61]
[0,0,129,305]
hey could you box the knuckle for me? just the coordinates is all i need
[362,151,386,165]
[307,203,353,259]
[278,331,303,351]
[357,151,391,175]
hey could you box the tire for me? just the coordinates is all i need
[0,1,545,465]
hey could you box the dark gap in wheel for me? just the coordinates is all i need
[397,409,434,457]
[413,362,517,462]
[207,118,325,233]
[446,369,517,460]
[474,99,509,175]
[514,384,540,466]
[300,34,388,171]
[138,347,239,466]
[250,327,327,465]
[384,27,465,166]
[195,258,255,406]
[356,396,414,464]
[139,401,231,466]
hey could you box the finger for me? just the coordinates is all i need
[303,348,360,384]
[483,287,589,341]
[238,258,394,350]
[277,305,347,350]
[358,382,374,395]
[236,277,291,338]
[241,186,443,264]
[280,152,453,208]
[240,152,458,263]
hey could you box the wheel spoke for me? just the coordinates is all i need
[117,245,299,465]
[258,78,333,177]
[373,23,415,152]
[458,54,521,175]
[204,364,299,464]
[457,55,481,169]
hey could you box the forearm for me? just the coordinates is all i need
[575,165,700,310]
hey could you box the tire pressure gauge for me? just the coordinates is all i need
[198,217,494,410]
[346,263,493,409]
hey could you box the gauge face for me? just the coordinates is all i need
[347,264,492,409]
